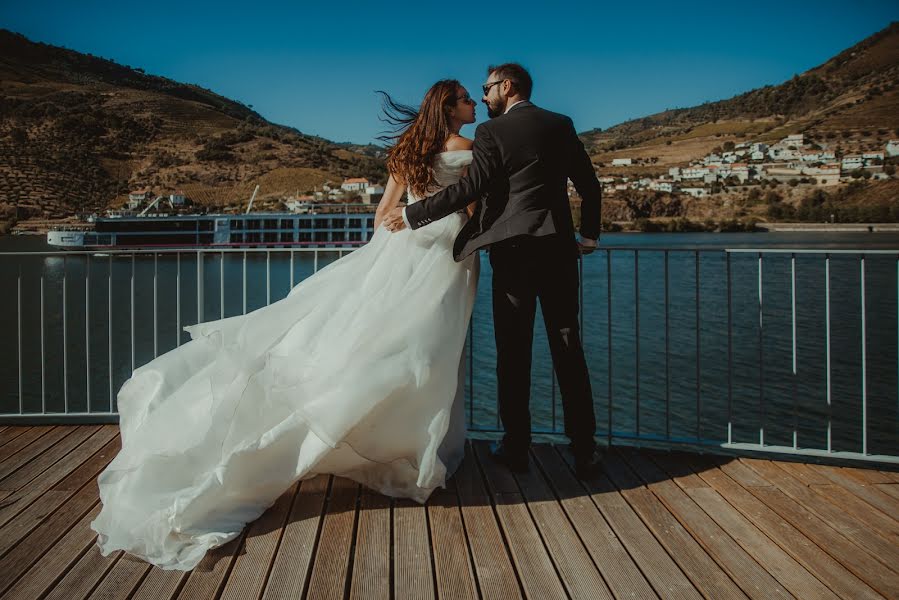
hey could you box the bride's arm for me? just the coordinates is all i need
[374,172,406,230]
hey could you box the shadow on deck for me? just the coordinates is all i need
[0,425,897,599]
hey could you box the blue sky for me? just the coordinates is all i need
[2,1,897,144]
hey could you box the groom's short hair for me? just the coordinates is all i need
[488,63,532,100]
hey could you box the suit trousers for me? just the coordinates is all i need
[488,234,597,454]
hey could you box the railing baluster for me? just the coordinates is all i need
[153,253,158,358]
[726,251,732,445]
[197,250,203,324]
[86,256,91,413]
[791,253,797,450]
[131,254,135,375]
[176,252,181,347]
[314,249,319,274]
[40,273,45,413]
[17,261,23,414]
[695,250,701,441]
[63,255,68,414]
[468,318,474,428]
[266,250,271,305]
[108,254,113,412]
[665,250,670,440]
[758,252,764,447]
[242,251,247,314]
[634,250,639,437]
[860,254,867,456]
[825,253,832,453]
[290,250,295,289]
[607,249,612,446]
[220,251,225,319]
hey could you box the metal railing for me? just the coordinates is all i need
[1,246,896,464]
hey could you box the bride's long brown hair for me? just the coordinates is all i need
[377,79,462,199]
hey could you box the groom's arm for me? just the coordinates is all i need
[564,117,602,241]
[404,123,500,229]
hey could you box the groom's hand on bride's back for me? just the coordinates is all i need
[383,206,407,233]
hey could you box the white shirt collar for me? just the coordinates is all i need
[504,100,527,114]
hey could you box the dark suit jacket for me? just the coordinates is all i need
[405,101,602,261]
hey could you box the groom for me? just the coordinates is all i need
[384,63,603,478]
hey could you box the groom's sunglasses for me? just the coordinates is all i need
[481,80,507,95]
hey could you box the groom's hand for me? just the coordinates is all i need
[578,236,598,256]
[384,206,407,233]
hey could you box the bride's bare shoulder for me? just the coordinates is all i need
[444,135,473,152]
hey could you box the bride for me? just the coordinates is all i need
[91,79,481,571]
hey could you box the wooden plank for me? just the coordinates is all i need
[454,442,522,600]
[721,461,899,597]
[0,425,117,530]
[175,530,249,600]
[0,503,100,598]
[685,453,884,600]
[875,483,899,501]
[567,446,741,600]
[0,425,99,492]
[43,545,123,600]
[533,444,658,598]
[805,463,899,522]
[0,426,31,449]
[740,458,899,567]
[261,475,329,600]
[616,448,790,600]
[682,488,841,599]
[473,440,568,600]
[558,445,703,599]
[429,479,479,600]
[131,567,188,600]
[349,488,390,600]
[0,434,119,556]
[219,481,297,600]
[776,462,899,540]
[532,446,660,600]
[0,467,103,587]
[511,449,612,599]
[86,554,152,600]
[393,497,434,600]
[878,470,899,484]
[307,476,359,599]
[0,426,56,471]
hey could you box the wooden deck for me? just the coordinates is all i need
[0,425,897,599]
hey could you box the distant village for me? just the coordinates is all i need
[593,135,899,198]
[119,134,897,217]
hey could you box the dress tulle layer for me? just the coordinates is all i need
[91,151,479,570]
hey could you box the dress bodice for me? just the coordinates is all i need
[407,150,473,203]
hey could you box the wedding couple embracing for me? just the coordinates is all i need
[91,63,604,571]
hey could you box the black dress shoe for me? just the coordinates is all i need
[573,448,605,479]
[490,441,529,473]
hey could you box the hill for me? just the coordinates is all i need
[582,22,899,171]
[0,29,386,223]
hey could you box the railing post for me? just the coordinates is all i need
[63,255,68,413]
[665,250,670,440]
[85,255,91,413]
[635,250,640,437]
[758,252,764,447]
[197,250,203,324]
[695,250,701,441]
[606,249,612,447]
[726,251,732,445]
[791,253,797,450]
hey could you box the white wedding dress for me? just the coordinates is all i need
[91,150,479,570]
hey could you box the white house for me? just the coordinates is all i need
[650,180,677,193]
[750,142,769,154]
[681,187,709,198]
[751,151,766,161]
[803,165,841,186]
[863,152,885,163]
[169,192,186,205]
[341,177,370,192]
[782,133,804,147]
[887,140,899,157]
[128,189,151,203]
[841,155,864,171]
[668,167,681,180]
[611,158,633,166]
[681,167,709,180]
